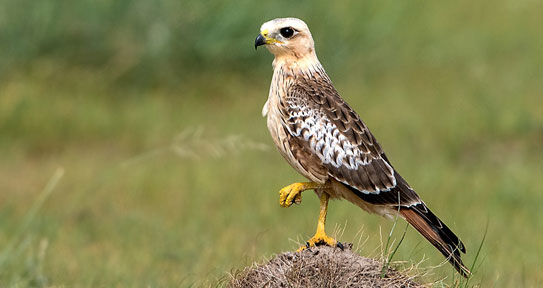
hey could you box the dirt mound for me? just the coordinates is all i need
[229,244,422,287]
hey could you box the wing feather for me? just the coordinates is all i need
[281,77,421,206]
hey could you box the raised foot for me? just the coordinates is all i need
[297,232,343,252]
[278,182,307,207]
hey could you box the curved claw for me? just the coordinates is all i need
[297,232,340,252]
[279,185,300,207]
[279,182,317,207]
[294,193,302,205]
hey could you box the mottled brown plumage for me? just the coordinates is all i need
[256,17,470,277]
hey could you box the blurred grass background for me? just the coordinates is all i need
[0,0,542,286]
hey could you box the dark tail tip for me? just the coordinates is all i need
[400,204,470,278]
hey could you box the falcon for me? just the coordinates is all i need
[255,17,470,277]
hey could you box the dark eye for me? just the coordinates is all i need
[279,27,294,38]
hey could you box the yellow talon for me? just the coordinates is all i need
[297,192,342,251]
[279,182,323,208]
[297,231,339,252]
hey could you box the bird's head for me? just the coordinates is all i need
[255,18,316,60]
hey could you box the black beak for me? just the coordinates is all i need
[255,34,266,50]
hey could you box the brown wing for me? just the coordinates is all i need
[280,75,420,206]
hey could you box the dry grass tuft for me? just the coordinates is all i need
[228,244,425,288]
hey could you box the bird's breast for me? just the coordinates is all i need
[264,66,328,184]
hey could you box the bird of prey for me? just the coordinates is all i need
[255,17,470,277]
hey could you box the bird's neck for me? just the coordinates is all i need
[272,52,323,75]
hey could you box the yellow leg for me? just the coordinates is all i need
[278,182,328,208]
[297,193,341,251]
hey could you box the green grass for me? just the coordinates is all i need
[1,0,542,287]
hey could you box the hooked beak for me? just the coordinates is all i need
[254,34,266,50]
